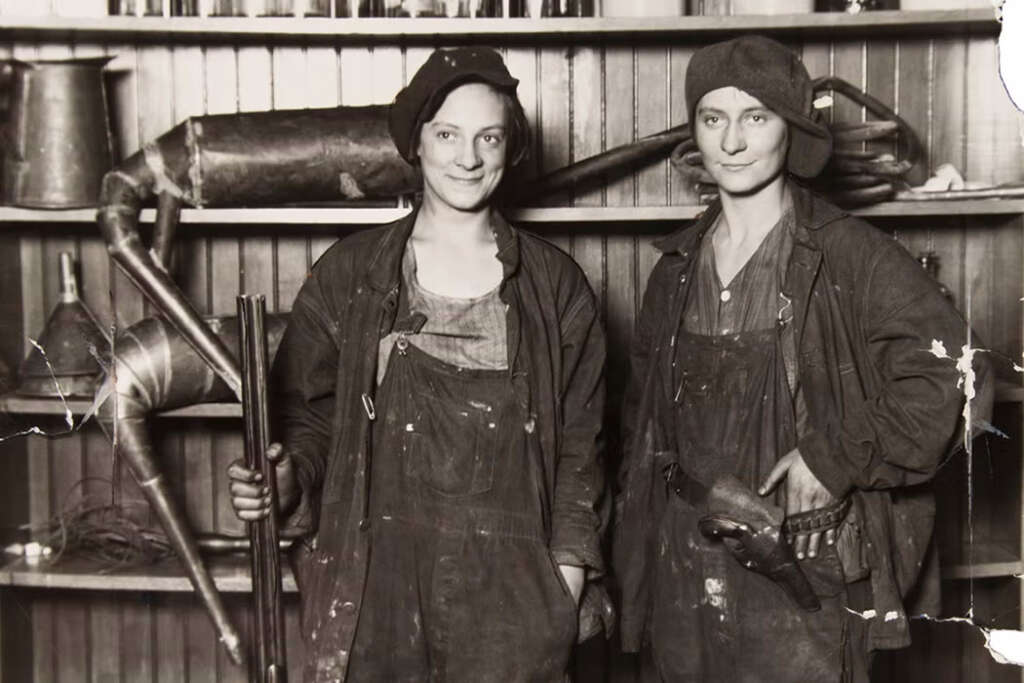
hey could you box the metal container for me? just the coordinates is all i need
[2,57,115,209]
[17,253,109,398]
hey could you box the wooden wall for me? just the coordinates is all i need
[0,24,1022,681]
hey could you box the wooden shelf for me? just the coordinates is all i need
[942,541,1024,580]
[0,553,297,593]
[0,10,999,44]
[2,199,1024,229]
[0,394,241,418]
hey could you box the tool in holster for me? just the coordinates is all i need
[660,458,822,612]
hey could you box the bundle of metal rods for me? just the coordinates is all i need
[238,294,287,683]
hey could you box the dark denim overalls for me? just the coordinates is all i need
[647,216,849,682]
[347,263,577,682]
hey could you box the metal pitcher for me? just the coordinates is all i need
[2,56,115,209]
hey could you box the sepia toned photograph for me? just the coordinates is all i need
[0,1,1019,681]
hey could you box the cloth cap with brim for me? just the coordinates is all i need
[685,35,832,178]
[388,47,520,162]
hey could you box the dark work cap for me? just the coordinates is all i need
[686,35,832,178]
[388,47,520,162]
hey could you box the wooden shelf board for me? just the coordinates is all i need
[0,394,241,418]
[2,199,1024,228]
[942,541,1023,580]
[0,10,999,44]
[0,553,297,593]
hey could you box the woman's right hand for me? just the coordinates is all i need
[228,442,299,521]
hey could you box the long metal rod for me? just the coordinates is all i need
[238,294,287,683]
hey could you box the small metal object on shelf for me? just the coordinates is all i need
[815,0,897,11]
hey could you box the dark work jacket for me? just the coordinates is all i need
[615,184,993,654]
[272,207,607,682]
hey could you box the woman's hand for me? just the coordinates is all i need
[758,448,837,560]
[227,442,299,521]
[558,564,585,606]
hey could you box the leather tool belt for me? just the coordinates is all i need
[661,460,822,612]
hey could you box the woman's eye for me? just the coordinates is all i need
[482,134,503,145]
[437,130,454,141]
[702,115,721,127]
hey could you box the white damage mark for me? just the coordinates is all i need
[928,339,980,451]
[884,610,900,623]
[845,608,877,620]
[985,630,1024,666]
[0,339,80,443]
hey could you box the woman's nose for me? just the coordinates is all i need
[721,121,747,154]
[456,138,482,169]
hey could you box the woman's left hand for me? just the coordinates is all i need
[558,565,585,606]
[758,448,837,561]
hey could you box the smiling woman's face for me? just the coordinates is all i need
[416,82,509,213]
[694,86,789,197]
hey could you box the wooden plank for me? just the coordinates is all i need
[931,34,967,177]
[154,595,187,683]
[55,594,88,682]
[270,43,310,312]
[603,45,633,208]
[668,44,697,206]
[537,45,570,206]
[635,46,669,207]
[172,44,210,314]
[896,38,931,186]
[303,43,344,276]
[89,593,122,683]
[864,35,896,162]
[832,39,864,128]
[571,45,604,208]
[121,596,155,683]
[31,594,54,682]
[187,603,219,683]
[504,46,540,183]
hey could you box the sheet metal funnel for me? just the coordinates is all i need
[2,56,115,208]
[18,253,109,397]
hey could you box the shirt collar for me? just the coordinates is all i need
[366,204,520,293]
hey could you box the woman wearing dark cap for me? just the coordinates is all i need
[227,47,607,682]
[615,35,989,681]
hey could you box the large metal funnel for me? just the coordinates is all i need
[18,253,109,397]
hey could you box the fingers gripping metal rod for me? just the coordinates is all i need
[238,295,287,682]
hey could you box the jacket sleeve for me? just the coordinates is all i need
[549,273,608,576]
[613,256,675,651]
[798,237,992,498]
[271,265,340,536]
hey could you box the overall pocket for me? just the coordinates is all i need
[403,384,500,497]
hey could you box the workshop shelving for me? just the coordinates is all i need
[0,6,1020,682]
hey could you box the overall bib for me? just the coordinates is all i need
[348,262,577,682]
[647,217,849,682]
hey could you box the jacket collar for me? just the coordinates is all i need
[365,204,521,293]
[652,181,847,256]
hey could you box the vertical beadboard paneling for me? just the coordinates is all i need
[505,46,540,185]
[271,44,312,313]
[603,45,634,208]
[153,595,186,683]
[568,46,606,318]
[187,603,220,683]
[305,43,346,276]
[668,45,697,206]
[831,40,864,126]
[931,35,968,175]
[537,46,571,210]
[571,45,604,209]
[635,46,669,206]
[864,37,896,161]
